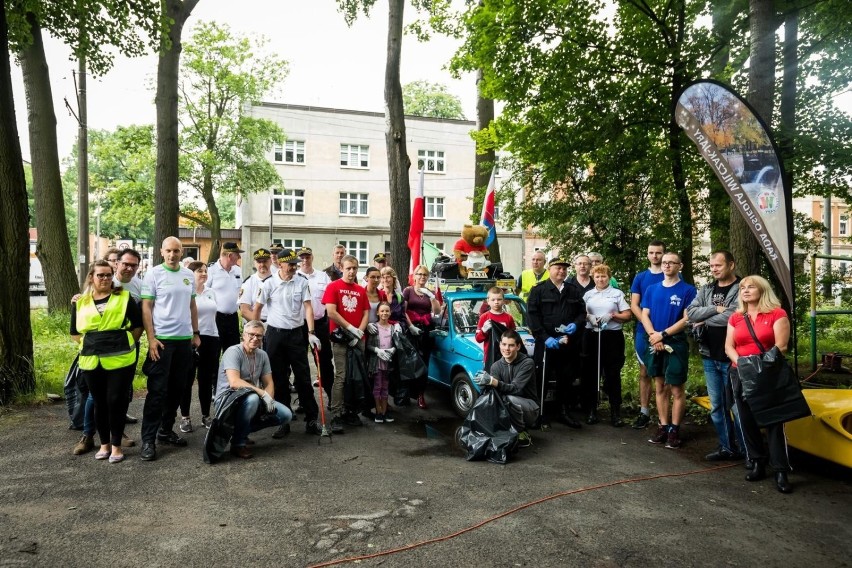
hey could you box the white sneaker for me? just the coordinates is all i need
[179,417,193,433]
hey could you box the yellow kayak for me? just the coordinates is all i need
[691,389,852,469]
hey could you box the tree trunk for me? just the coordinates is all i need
[384,0,412,278]
[669,1,693,284]
[707,0,742,252]
[0,5,36,401]
[154,0,199,264]
[474,68,500,263]
[779,10,797,205]
[732,0,777,277]
[202,171,222,264]
[19,14,81,311]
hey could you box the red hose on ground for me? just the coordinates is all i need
[308,462,740,567]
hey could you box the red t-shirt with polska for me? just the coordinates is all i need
[322,279,369,332]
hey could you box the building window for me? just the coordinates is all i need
[273,143,284,163]
[339,192,369,216]
[183,246,200,260]
[340,144,369,168]
[425,241,445,252]
[841,214,849,236]
[339,240,368,266]
[272,189,305,214]
[284,141,305,164]
[281,239,304,250]
[418,149,445,173]
[425,197,445,219]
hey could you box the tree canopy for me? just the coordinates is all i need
[403,79,465,119]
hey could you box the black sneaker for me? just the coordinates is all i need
[648,425,668,444]
[305,420,322,435]
[342,412,363,427]
[140,442,157,461]
[272,423,291,439]
[665,430,682,449]
[705,447,738,461]
[330,417,345,433]
[156,430,187,446]
[632,413,651,429]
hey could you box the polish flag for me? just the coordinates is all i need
[407,169,425,284]
[480,168,497,247]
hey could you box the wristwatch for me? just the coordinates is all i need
[193,330,200,335]
[661,330,669,339]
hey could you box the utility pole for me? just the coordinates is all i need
[76,56,89,288]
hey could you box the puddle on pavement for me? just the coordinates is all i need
[402,417,465,457]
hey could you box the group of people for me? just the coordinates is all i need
[507,242,794,493]
[69,236,796,492]
[70,238,441,462]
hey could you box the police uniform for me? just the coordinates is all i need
[207,242,243,352]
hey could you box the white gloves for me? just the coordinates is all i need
[409,325,422,336]
[586,313,598,325]
[261,391,275,413]
[392,323,402,334]
[481,319,492,333]
[599,313,612,324]
[367,323,378,335]
[419,288,435,299]
[376,348,395,362]
[308,334,321,349]
[347,325,364,340]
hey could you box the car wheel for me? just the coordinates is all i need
[451,372,478,417]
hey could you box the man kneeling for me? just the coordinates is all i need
[214,320,293,459]
[476,330,539,447]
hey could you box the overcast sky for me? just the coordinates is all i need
[11,0,477,163]
[11,1,850,165]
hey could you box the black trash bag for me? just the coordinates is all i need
[734,348,810,427]
[345,343,369,409]
[484,320,508,371]
[64,354,87,430]
[392,332,427,382]
[458,388,519,464]
[431,255,459,279]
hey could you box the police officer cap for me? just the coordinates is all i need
[548,257,570,268]
[268,243,284,253]
[373,252,388,262]
[253,248,271,260]
[222,242,244,253]
[278,249,299,264]
[297,247,313,257]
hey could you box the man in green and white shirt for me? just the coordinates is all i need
[139,236,200,461]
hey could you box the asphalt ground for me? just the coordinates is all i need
[0,383,850,568]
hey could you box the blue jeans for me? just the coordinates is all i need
[702,358,744,452]
[232,394,293,447]
[83,393,95,437]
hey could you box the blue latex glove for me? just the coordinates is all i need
[545,337,560,349]
[554,323,577,335]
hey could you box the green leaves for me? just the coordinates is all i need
[403,80,465,119]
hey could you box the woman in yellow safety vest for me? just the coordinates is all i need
[71,260,143,463]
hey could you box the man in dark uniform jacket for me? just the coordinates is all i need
[527,257,587,428]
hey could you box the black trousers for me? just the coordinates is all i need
[581,329,625,412]
[267,325,318,422]
[140,339,192,443]
[533,339,580,415]
[408,326,433,396]
[302,316,334,401]
[180,334,220,417]
[84,363,134,447]
[733,377,791,472]
[216,311,240,354]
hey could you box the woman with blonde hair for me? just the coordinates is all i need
[70,261,143,463]
[404,265,440,408]
[724,275,793,493]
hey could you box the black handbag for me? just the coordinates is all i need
[736,315,810,428]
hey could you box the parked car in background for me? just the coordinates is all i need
[428,284,534,416]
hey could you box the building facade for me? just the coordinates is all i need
[239,103,524,278]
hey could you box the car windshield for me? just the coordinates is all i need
[449,298,528,334]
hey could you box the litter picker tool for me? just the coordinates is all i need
[311,345,332,443]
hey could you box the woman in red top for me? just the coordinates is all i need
[724,275,793,493]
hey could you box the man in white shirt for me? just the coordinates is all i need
[252,249,322,436]
[207,241,243,353]
[239,248,274,324]
[297,247,334,401]
[139,237,201,461]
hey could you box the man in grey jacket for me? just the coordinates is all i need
[686,250,745,461]
[476,330,540,447]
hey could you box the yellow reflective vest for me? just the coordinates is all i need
[75,291,135,371]
[519,270,548,302]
